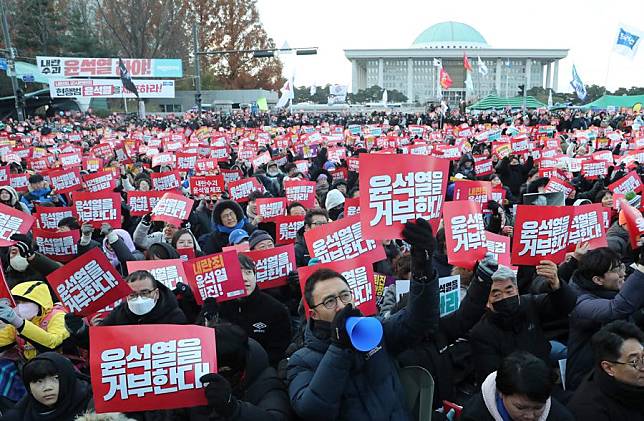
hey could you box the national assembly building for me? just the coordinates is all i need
[344,21,568,105]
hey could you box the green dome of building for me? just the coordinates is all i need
[412,21,489,49]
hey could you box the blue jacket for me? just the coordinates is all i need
[20,187,66,211]
[287,275,439,421]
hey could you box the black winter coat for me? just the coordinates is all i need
[177,339,291,421]
[460,390,573,421]
[293,228,309,268]
[494,156,534,197]
[219,288,292,367]
[607,222,638,266]
[469,282,577,384]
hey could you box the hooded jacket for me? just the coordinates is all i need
[3,352,94,421]
[0,185,30,213]
[0,281,70,360]
[177,339,291,421]
[199,201,255,254]
[566,269,644,391]
[494,156,534,197]
[460,371,573,421]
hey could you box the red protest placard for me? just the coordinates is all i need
[126,191,164,216]
[82,157,102,172]
[485,231,512,268]
[220,169,243,185]
[189,175,225,197]
[567,203,607,251]
[177,246,196,262]
[82,171,117,193]
[453,180,492,208]
[59,151,82,169]
[544,176,574,197]
[359,153,449,239]
[0,166,9,186]
[298,255,377,318]
[511,205,571,265]
[228,178,262,203]
[344,197,360,217]
[48,168,82,194]
[72,191,122,228]
[151,192,194,227]
[284,180,316,208]
[274,215,304,246]
[619,199,644,249]
[126,259,188,291]
[176,152,198,171]
[151,170,181,191]
[241,244,296,290]
[183,251,247,304]
[195,158,220,173]
[34,206,77,230]
[10,173,28,192]
[443,201,488,270]
[256,197,287,221]
[89,324,215,413]
[0,202,34,246]
[581,160,608,180]
[476,158,494,177]
[609,170,643,195]
[151,152,176,168]
[33,228,79,263]
[46,248,131,316]
[304,214,386,264]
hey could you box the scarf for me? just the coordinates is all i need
[596,367,644,411]
[215,218,245,235]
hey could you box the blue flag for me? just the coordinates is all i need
[614,25,643,58]
[570,65,586,101]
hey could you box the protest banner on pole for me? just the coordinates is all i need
[0,202,35,246]
[46,248,131,316]
[359,153,449,239]
[72,191,122,228]
[443,200,488,270]
[241,244,296,290]
[33,228,79,263]
[89,324,215,413]
[183,251,247,304]
[273,215,305,245]
[151,192,194,227]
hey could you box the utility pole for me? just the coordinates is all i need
[0,0,23,121]
[192,22,202,114]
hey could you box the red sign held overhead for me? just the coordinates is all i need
[72,191,122,228]
[183,251,247,304]
[49,168,82,194]
[82,170,117,193]
[46,248,131,316]
[284,180,317,208]
[126,191,164,216]
[359,153,449,239]
[126,259,189,291]
[619,199,644,249]
[443,201,488,270]
[609,170,643,195]
[0,202,35,246]
[511,205,571,266]
[151,170,181,191]
[273,215,305,246]
[189,175,225,198]
[151,192,194,227]
[228,178,263,203]
[256,197,287,221]
[33,228,79,263]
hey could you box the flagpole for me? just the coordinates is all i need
[602,53,613,96]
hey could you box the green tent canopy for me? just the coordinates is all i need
[468,95,546,111]
[580,94,644,110]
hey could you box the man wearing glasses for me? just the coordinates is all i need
[294,208,329,267]
[568,320,644,419]
[287,218,440,421]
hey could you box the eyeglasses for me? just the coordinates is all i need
[312,291,353,310]
[128,289,157,300]
[309,220,326,227]
[607,263,626,274]
[607,355,644,370]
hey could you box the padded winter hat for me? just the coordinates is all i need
[248,230,273,250]
[325,189,345,211]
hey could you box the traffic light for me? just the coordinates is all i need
[15,89,24,106]
[517,84,525,97]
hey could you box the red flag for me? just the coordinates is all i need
[46,248,131,316]
[359,153,449,239]
[304,214,386,264]
[183,251,247,304]
[440,67,453,89]
[151,192,194,227]
[511,205,571,265]
[273,215,305,246]
[463,53,473,72]
[241,244,296,290]
[72,191,122,228]
[298,255,377,318]
[0,202,34,246]
[256,197,287,221]
[89,324,215,413]
[443,200,488,270]
[33,228,80,263]
[126,259,189,291]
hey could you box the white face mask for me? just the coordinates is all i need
[16,302,39,320]
[9,255,29,272]
[127,297,156,316]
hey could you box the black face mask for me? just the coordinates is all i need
[492,295,521,318]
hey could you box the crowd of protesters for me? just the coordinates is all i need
[0,104,640,420]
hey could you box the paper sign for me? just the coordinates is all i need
[89,324,215,413]
[82,171,117,193]
[46,248,131,316]
[126,259,188,291]
[33,228,79,263]
[485,231,512,268]
[544,177,574,197]
[241,244,296,289]
[0,202,35,246]
[567,203,607,251]
[284,180,316,208]
[609,170,643,195]
[438,275,461,317]
[72,191,122,228]
[126,191,164,216]
[183,251,247,304]
[189,175,225,197]
[359,153,449,239]
[453,180,492,208]
[581,160,608,180]
[274,215,305,246]
[619,199,644,248]
[443,201,488,270]
[511,205,571,265]
[344,197,360,217]
[228,178,262,203]
[49,168,82,194]
[298,255,377,318]
[256,198,287,221]
[34,206,77,230]
[151,192,194,227]
[304,214,386,264]
[151,171,181,191]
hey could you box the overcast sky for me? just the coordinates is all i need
[256,0,644,93]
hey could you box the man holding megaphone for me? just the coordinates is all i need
[287,218,440,421]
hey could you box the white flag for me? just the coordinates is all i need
[276,77,294,108]
[310,85,317,96]
[433,58,442,67]
[382,89,388,106]
[613,24,644,59]
[477,56,489,76]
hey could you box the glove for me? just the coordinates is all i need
[10,234,34,259]
[402,218,435,278]
[100,223,118,244]
[0,305,23,328]
[200,373,238,417]
[474,252,498,283]
[173,282,195,300]
[200,297,219,323]
[330,304,362,349]
[141,213,152,225]
[64,313,87,336]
